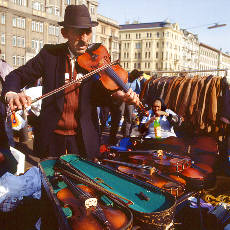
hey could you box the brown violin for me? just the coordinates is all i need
[56,173,128,230]
[77,44,149,116]
[180,162,213,180]
[117,166,185,197]
[101,159,186,197]
[128,151,191,173]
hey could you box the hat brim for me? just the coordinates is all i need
[58,21,98,28]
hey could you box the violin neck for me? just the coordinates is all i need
[60,173,93,201]
[59,173,111,228]
[105,67,129,92]
[191,163,209,174]
[102,159,153,172]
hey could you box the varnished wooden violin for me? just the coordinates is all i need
[101,159,186,197]
[55,172,128,230]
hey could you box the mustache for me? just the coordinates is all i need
[77,41,89,47]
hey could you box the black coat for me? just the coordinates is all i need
[3,43,112,160]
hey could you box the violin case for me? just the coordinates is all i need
[39,154,179,230]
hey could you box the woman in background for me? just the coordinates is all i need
[140,97,182,138]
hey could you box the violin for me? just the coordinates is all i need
[77,44,149,116]
[180,162,213,180]
[101,159,186,197]
[128,150,191,173]
[118,166,185,197]
[56,173,128,230]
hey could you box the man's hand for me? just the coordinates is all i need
[111,88,140,106]
[155,110,169,117]
[6,92,32,112]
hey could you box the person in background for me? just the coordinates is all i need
[140,97,182,139]
[120,69,144,138]
[102,69,144,146]
[2,5,139,161]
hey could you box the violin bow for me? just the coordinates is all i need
[54,158,134,207]
[31,60,119,104]
[6,60,118,116]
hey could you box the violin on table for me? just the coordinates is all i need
[101,159,186,197]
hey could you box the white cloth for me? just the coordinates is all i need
[25,86,42,116]
[0,59,13,81]
[141,108,177,138]
[0,166,41,212]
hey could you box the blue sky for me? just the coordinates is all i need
[97,0,230,53]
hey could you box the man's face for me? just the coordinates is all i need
[152,100,161,114]
[63,27,93,56]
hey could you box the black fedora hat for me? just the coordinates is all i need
[58,5,98,28]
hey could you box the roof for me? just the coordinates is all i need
[119,22,170,30]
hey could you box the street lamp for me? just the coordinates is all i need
[208,23,227,29]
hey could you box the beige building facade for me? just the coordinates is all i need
[119,21,230,75]
[0,0,98,67]
[119,21,184,74]
[96,14,119,61]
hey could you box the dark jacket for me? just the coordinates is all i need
[2,43,112,160]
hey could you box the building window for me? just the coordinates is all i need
[21,18,25,28]
[1,33,5,45]
[13,16,25,29]
[90,6,95,15]
[54,7,60,16]
[13,36,16,46]
[22,37,25,48]
[32,21,35,31]
[17,17,21,28]
[66,0,71,4]
[40,40,43,49]
[17,56,20,66]
[135,42,141,49]
[21,56,25,65]
[101,26,106,34]
[13,56,16,66]
[55,26,59,36]
[1,53,5,60]
[32,40,35,49]
[156,52,158,58]
[157,32,160,38]
[36,22,39,32]
[1,14,5,24]
[40,23,43,32]
[12,17,16,27]
[17,37,21,47]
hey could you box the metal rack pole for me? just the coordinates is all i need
[153,69,228,77]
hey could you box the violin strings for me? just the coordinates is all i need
[105,67,129,93]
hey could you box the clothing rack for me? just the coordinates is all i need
[153,68,228,78]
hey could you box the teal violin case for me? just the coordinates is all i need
[39,154,177,230]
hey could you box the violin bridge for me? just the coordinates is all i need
[85,197,98,209]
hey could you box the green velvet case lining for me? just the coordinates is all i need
[40,155,175,214]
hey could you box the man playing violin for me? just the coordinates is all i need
[2,5,139,161]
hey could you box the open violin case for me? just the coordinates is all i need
[39,154,181,230]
